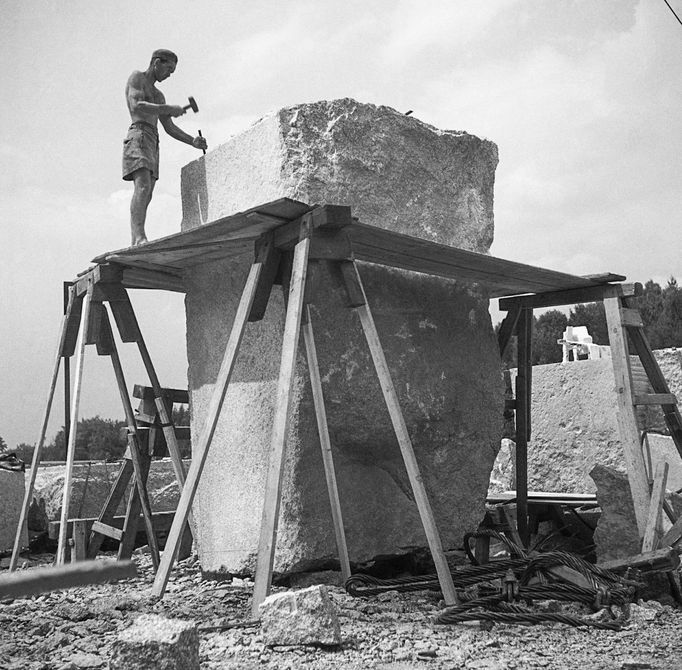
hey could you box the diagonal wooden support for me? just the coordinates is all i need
[642,461,669,553]
[604,296,651,537]
[10,287,83,571]
[99,283,194,546]
[338,261,459,606]
[152,244,270,598]
[100,306,160,567]
[57,290,93,565]
[252,221,312,615]
[302,303,351,581]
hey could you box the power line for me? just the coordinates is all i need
[663,0,682,28]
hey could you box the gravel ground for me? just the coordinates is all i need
[1,552,682,670]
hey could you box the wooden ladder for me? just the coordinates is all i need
[86,385,193,563]
[605,294,682,550]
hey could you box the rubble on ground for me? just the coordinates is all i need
[1,551,682,670]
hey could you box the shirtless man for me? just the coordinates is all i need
[123,49,207,246]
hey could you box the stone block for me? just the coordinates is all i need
[259,585,341,646]
[33,458,191,522]
[590,463,682,562]
[509,350,682,494]
[182,99,505,574]
[0,470,28,552]
[110,614,199,670]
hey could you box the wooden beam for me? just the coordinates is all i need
[598,546,680,573]
[57,291,92,566]
[103,307,160,567]
[273,205,352,249]
[514,308,532,547]
[0,561,137,600]
[302,305,351,581]
[252,222,311,616]
[497,305,520,357]
[642,461,669,553]
[634,393,677,406]
[86,459,135,558]
[10,286,81,571]
[152,254,266,598]
[248,234,281,322]
[498,282,642,311]
[341,261,459,606]
[604,296,651,537]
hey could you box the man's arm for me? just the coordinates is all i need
[160,115,208,150]
[126,72,184,118]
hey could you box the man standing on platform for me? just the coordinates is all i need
[123,49,207,246]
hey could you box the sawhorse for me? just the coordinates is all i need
[149,205,460,615]
[10,265,189,570]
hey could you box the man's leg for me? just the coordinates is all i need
[130,168,154,246]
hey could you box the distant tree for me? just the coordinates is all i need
[172,405,190,426]
[0,436,7,453]
[568,302,608,344]
[532,310,568,365]
[43,416,126,461]
[15,443,35,463]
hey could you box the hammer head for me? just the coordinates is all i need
[187,96,199,113]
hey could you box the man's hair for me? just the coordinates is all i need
[150,49,178,65]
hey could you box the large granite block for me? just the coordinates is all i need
[182,99,504,574]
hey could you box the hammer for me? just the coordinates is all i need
[182,96,199,113]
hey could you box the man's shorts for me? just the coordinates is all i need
[122,122,159,181]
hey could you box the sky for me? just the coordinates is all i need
[1,0,681,450]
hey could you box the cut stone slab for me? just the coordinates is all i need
[590,464,641,561]
[259,585,341,646]
[182,98,505,574]
[110,614,199,670]
[0,470,28,552]
[590,463,682,561]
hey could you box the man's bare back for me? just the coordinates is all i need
[122,49,207,246]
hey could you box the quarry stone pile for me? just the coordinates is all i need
[180,99,505,574]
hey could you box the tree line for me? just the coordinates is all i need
[4,405,190,464]
[499,277,682,368]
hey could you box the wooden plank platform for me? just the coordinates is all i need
[91,198,624,298]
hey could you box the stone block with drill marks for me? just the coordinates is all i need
[110,614,199,670]
[181,98,505,574]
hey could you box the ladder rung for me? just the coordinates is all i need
[91,521,124,541]
[620,308,643,328]
[634,393,678,406]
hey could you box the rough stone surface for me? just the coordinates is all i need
[0,470,28,552]
[181,99,504,574]
[506,350,682,494]
[4,551,682,670]
[259,585,341,647]
[31,459,191,522]
[590,463,682,561]
[589,464,640,561]
[110,613,199,670]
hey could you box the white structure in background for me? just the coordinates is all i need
[558,325,611,363]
